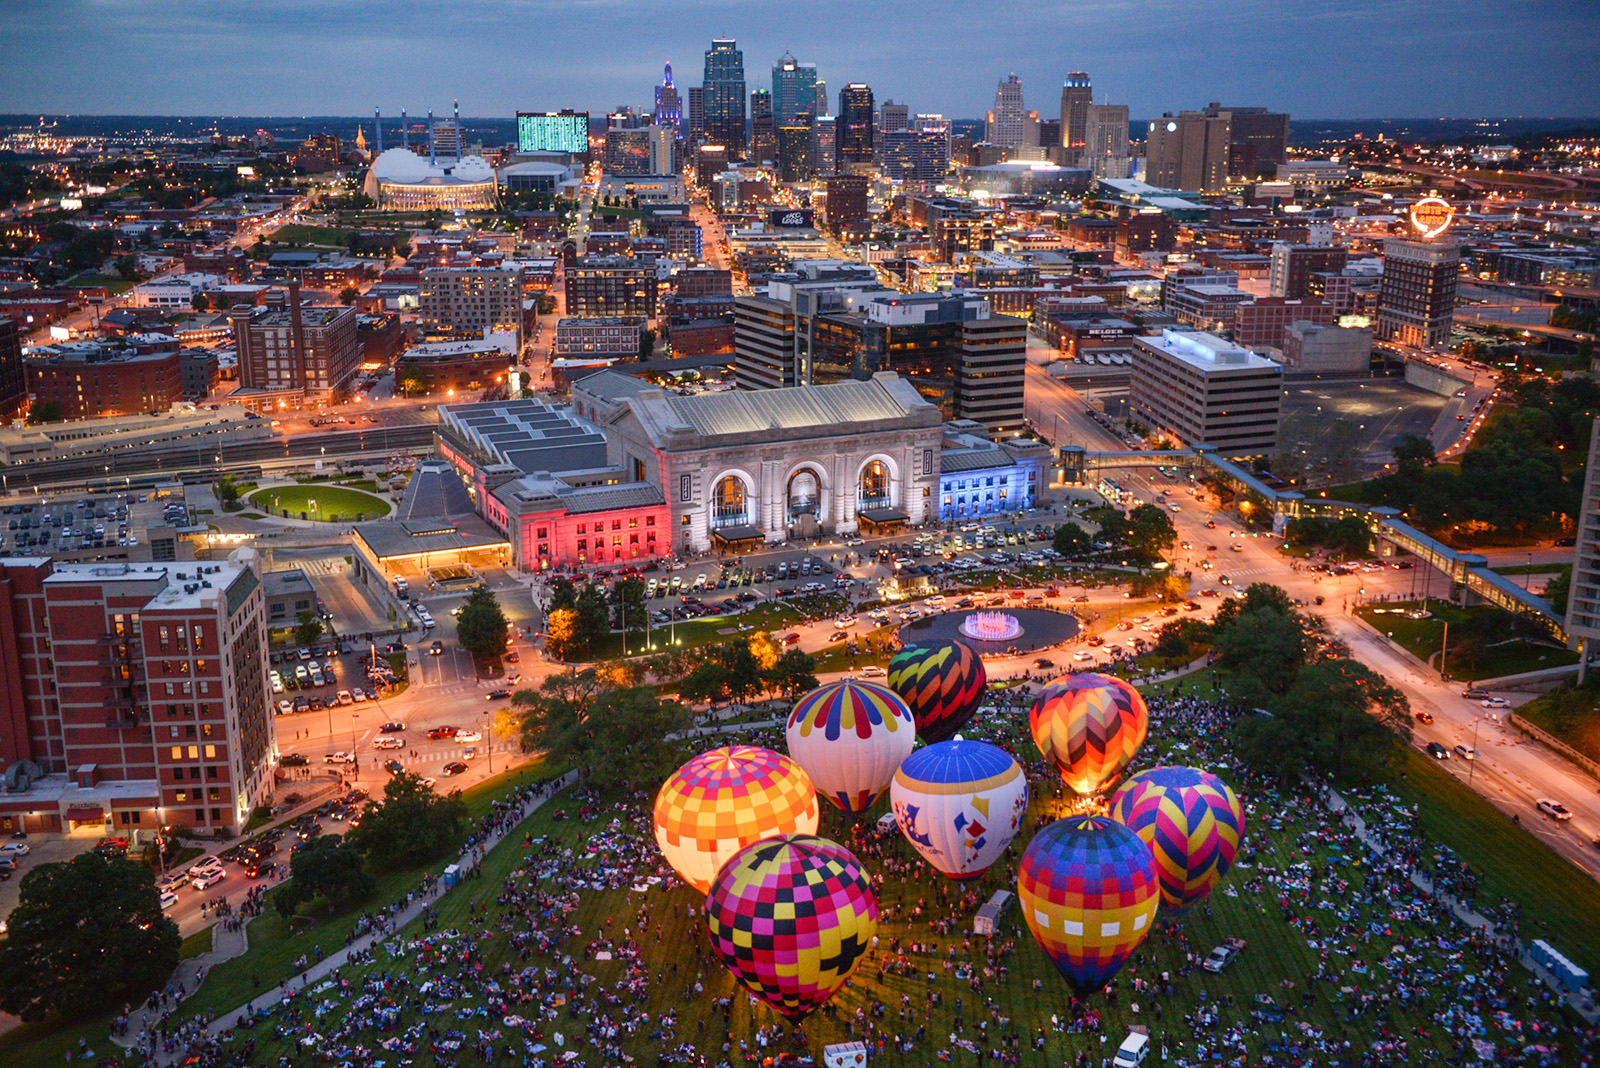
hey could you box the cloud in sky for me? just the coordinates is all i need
[3,0,1597,119]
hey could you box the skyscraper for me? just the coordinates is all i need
[1377,238,1460,350]
[654,63,682,130]
[811,116,837,174]
[702,38,747,159]
[879,100,910,134]
[1201,102,1290,177]
[1059,72,1092,154]
[837,83,875,165]
[1144,110,1232,192]
[986,74,1029,148]
[776,123,813,182]
[750,89,777,166]
[686,87,705,141]
[1084,103,1131,178]
[771,51,819,126]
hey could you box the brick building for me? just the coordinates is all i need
[0,552,276,838]
[229,288,361,408]
[1233,298,1335,349]
[26,338,183,420]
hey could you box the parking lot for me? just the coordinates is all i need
[0,491,190,559]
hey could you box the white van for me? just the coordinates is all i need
[1113,1032,1149,1068]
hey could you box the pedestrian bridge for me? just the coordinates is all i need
[1062,445,1563,636]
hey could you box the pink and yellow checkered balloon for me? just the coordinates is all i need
[1108,765,1245,914]
[705,835,879,1022]
[654,746,819,894]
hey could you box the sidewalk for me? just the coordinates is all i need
[117,770,578,1065]
[1322,783,1598,1024]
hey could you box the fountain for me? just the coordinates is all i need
[960,610,1023,642]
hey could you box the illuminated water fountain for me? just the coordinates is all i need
[959,611,1023,642]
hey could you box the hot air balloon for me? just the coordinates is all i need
[887,639,987,744]
[890,739,1028,880]
[653,745,820,894]
[1108,765,1245,914]
[786,678,917,812]
[705,834,879,1022]
[1027,673,1148,795]
[1017,815,1159,995]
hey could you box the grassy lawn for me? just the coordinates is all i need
[1492,563,1571,578]
[0,761,555,1066]
[264,223,356,247]
[1342,743,1600,978]
[178,723,1588,1068]
[1514,681,1600,763]
[248,484,390,522]
[178,925,215,961]
[1357,602,1576,680]
[64,275,136,295]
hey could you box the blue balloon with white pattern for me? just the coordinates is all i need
[890,739,1029,881]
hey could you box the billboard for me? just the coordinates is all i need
[1409,197,1454,238]
[768,208,814,228]
[517,111,589,155]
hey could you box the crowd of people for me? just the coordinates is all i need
[77,680,1594,1068]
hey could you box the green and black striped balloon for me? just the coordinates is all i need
[887,640,987,744]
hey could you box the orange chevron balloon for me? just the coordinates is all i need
[1027,674,1148,795]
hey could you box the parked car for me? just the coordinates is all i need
[860,665,886,678]
[1202,938,1245,973]
[0,842,31,857]
[1482,697,1511,708]
[191,869,226,891]
[1113,1032,1150,1068]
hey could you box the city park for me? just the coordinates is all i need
[3,587,1593,1068]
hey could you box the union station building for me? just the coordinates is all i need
[572,371,944,554]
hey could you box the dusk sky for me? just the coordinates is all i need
[4,0,1598,121]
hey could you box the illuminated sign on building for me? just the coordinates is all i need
[517,112,589,155]
[1409,197,1454,238]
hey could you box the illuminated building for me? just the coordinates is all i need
[986,74,1030,149]
[1131,329,1283,455]
[1144,110,1232,192]
[772,52,819,127]
[1059,72,1091,154]
[703,38,747,159]
[837,83,876,164]
[1377,238,1460,350]
[516,111,590,155]
[363,148,497,210]
[654,64,682,129]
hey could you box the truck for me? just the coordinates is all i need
[1203,937,1247,973]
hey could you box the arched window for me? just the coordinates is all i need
[788,469,820,517]
[858,460,891,509]
[711,476,748,529]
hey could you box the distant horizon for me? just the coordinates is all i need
[7,112,1600,125]
[3,1,1596,121]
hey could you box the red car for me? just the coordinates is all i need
[427,726,458,740]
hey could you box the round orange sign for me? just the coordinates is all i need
[1410,197,1454,238]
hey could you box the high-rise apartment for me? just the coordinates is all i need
[1377,238,1460,350]
[604,128,652,174]
[837,84,876,165]
[702,38,747,159]
[1059,72,1092,153]
[776,123,814,182]
[230,288,360,404]
[812,116,838,173]
[825,174,870,232]
[986,74,1030,148]
[0,551,276,837]
[881,129,951,182]
[419,267,524,344]
[772,52,820,126]
[654,64,682,129]
[1144,110,1232,192]
[1269,244,1349,299]
[648,125,676,175]
[750,89,777,165]
[1565,419,1600,675]
[565,257,657,320]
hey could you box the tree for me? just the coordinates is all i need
[639,328,656,361]
[274,836,374,918]
[215,474,241,510]
[511,669,694,792]
[113,254,140,280]
[396,362,425,396]
[339,286,360,305]
[26,400,62,425]
[1153,621,1190,661]
[1393,433,1437,472]
[1324,516,1372,558]
[1273,658,1410,776]
[573,584,611,655]
[547,577,578,614]
[544,608,581,661]
[190,292,210,313]
[0,853,179,1022]
[1052,521,1093,558]
[455,583,509,662]
[1543,569,1571,612]
[767,648,819,701]
[609,578,647,634]
[294,610,324,647]
[347,772,468,868]
[1083,505,1130,546]
[1129,569,1188,603]
[1126,504,1178,557]
[1211,604,1308,700]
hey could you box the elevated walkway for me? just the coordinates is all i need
[1066,445,1565,638]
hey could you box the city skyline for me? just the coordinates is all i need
[3,0,1598,121]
